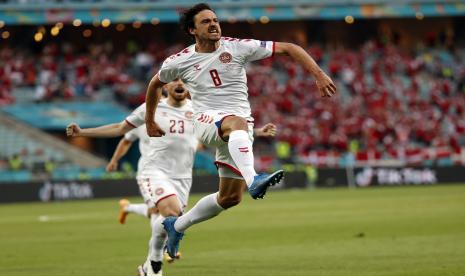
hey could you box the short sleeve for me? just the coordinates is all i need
[240,39,275,63]
[157,57,179,84]
[125,103,146,128]
[124,127,140,142]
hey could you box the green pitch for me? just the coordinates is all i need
[1,185,464,276]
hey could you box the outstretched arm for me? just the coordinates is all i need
[145,74,166,137]
[106,138,133,172]
[254,123,277,137]
[66,121,134,138]
[274,42,336,97]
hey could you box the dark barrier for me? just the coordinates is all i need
[316,166,465,187]
[0,171,308,203]
[315,168,348,187]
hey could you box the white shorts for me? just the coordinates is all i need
[137,176,192,210]
[194,111,254,179]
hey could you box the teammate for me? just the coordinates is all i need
[144,3,337,259]
[67,79,194,275]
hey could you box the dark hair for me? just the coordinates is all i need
[180,3,214,39]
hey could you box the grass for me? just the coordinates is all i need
[0,185,464,276]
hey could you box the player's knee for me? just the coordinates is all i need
[222,116,248,136]
[231,117,248,131]
[218,193,242,209]
[158,206,181,217]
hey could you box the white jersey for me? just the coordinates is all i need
[124,126,150,179]
[125,99,197,178]
[158,37,275,118]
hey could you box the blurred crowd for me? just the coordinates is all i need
[250,41,465,165]
[0,41,184,107]
[1,38,465,166]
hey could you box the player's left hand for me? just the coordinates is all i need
[106,161,118,172]
[315,72,337,98]
[256,123,277,137]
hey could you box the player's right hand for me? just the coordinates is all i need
[146,121,165,137]
[66,123,81,137]
[315,72,337,98]
[106,161,118,172]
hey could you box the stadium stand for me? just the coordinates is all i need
[0,112,107,182]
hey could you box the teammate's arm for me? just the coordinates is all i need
[66,121,134,138]
[254,123,277,137]
[145,74,166,137]
[106,138,133,172]
[274,42,336,97]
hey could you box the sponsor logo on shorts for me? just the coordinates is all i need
[155,188,164,195]
[260,41,267,48]
[219,52,232,63]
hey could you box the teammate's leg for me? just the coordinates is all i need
[119,199,150,224]
[146,196,183,273]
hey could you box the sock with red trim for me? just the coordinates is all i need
[228,130,256,186]
[174,192,224,232]
[149,214,167,262]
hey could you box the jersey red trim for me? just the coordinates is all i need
[156,194,176,206]
[125,119,137,128]
[214,161,243,176]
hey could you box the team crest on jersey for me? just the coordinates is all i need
[219,52,232,63]
[155,188,164,195]
[185,111,193,119]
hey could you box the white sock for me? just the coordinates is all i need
[149,215,167,262]
[228,130,256,186]
[174,192,224,232]
[125,203,149,217]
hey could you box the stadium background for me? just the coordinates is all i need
[0,1,465,275]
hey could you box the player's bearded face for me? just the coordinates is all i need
[193,10,221,42]
[167,79,188,101]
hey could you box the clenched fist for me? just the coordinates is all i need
[66,123,81,137]
[106,161,118,172]
[146,121,165,137]
[255,123,277,137]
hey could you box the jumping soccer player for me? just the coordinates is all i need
[144,3,337,259]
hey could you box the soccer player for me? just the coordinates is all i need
[67,79,194,275]
[144,3,337,259]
